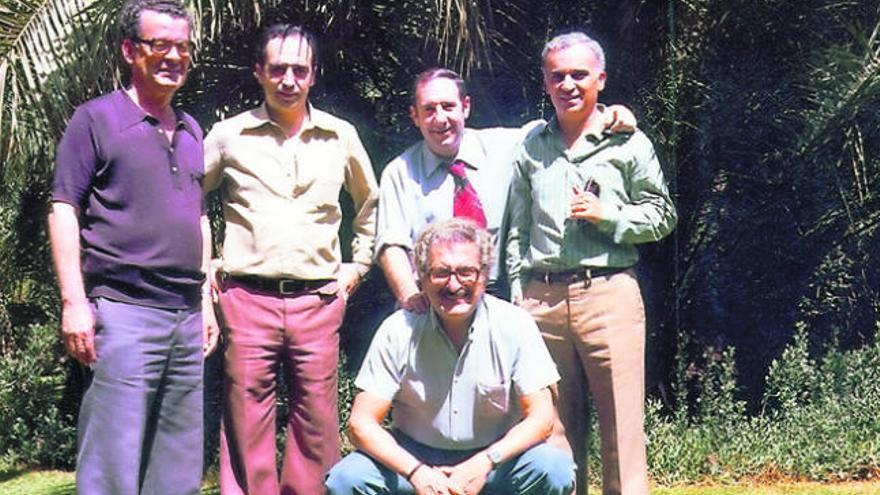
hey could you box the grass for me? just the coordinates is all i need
[652,482,880,494]
[1,469,879,495]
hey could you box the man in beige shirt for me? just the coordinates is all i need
[202,24,379,495]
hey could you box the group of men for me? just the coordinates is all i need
[48,0,676,494]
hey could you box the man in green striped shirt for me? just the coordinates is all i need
[505,31,677,495]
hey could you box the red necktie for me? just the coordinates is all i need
[448,160,487,228]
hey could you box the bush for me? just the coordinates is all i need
[645,326,880,485]
[0,322,77,468]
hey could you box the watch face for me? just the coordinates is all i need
[487,447,502,466]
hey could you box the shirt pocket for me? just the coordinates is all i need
[297,178,343,219]
[476,380,509,418]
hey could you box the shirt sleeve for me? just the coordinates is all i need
[375,157,418,258]
[595,131,677,244]
[202,124,224,194]
[354,313,408,401]
[504,145,534,301]
[510,306,560,395]
[342,125,379,270]
[53,106,98,208]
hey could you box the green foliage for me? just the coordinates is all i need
[763,323,818,413]
[1,0,880,483]
[0,323,76,469]
[645,331,880,485]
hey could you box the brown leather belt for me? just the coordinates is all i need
[225,274,333,295]
[529,266,627,285]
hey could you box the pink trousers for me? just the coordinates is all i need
[522,270,649,495]
[217,279,345,495]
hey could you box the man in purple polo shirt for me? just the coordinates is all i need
[47,1,218,493]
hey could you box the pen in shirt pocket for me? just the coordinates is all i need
[583,177,601,197]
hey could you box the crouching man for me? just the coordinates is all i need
[326,218,574,495]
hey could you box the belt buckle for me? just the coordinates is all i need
[278,279,298,295]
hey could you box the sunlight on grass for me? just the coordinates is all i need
[0,470,220,495]
[0,470,74,495]
[651,481,880,494]
[1,470,878,495]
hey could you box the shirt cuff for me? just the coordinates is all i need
[349,261,371,278]
[374,233,414,261]
[595,202,621,239]
[510,278,523,302]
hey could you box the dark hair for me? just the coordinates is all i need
[118,0,192,40]
[255,24,318,68]
[411,68,467,105]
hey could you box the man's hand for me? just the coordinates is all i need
[401,290,429,314]
[410,464,464,495]
[570,186,604,223]
[440,453,493,495]
[207,260,221,304]
[61,299,96,366]
[337,263,363,301]
[201,297,220,356]
[604,104,638,133]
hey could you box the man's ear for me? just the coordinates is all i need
[121,39,136,65]
[461,95,471,119]
[409,105,419,127]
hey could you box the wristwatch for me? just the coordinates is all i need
[485,446,503,468]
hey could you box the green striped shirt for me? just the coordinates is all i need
[505,118,677,299]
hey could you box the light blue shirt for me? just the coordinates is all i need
[376,124,541,281]
[355,294,560,450]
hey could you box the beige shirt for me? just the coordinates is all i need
[204,104,379,279]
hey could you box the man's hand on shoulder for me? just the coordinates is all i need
[61,299,96,366]
[401,291,429,314]
[604,104,638,134]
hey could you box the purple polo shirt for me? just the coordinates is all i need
[53,89,205,309]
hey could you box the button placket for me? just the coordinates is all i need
[168,128,183,189]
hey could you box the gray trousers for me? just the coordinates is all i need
[76,298,204,495]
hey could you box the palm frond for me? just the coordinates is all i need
[0,0,120,186]
[432,0,491,75]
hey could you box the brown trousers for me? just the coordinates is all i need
[522,269,649,495]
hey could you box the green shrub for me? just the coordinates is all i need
[0,322,76,468]
[646,326,880,484]
[763,322,818,413]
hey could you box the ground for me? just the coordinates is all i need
[1,469,878,495]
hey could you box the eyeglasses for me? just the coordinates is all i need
[133,37,192,56]
[428,266,481,285]
[265,64,312,80]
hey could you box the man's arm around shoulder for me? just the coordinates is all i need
[378,246,428,313]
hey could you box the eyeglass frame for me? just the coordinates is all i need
[426,265,483,285]
[132,36,193,56]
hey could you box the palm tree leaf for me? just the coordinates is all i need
[0,0,123,185]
